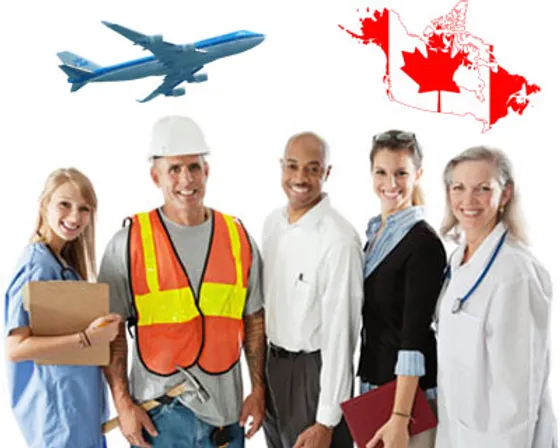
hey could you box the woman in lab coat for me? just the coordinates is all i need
[435,146,557,448]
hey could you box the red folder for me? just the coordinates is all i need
[341,380,437,448]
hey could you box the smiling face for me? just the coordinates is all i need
[44,181,92,253]
[371,148,422,216]
[151,155,209,215]
[448,159,512,240]
[281,135,330,220]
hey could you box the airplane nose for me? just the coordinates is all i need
[245,31,265,43]
[243,34,265,50]
[253,34,265,46]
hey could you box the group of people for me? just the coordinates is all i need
[4,115,557,448]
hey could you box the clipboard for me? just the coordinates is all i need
[23,281,110,366]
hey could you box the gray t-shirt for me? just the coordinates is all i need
[98,209,263,426]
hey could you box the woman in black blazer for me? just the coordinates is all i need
[358,130,446,448]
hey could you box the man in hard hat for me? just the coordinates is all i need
[99,115,265,448]
[262,132,363,448]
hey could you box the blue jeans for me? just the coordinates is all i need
[132,398,245,448]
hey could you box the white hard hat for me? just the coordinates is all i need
[148,115,210,160]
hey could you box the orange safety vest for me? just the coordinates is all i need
[128,208,252,376]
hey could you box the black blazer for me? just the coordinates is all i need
[357,220,446,390]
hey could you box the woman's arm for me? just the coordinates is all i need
[392,375,420,417]
[6,314,121,362]
[6,326,83,362]
[366,375,421,448]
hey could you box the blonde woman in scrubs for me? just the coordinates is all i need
[4,168,121,448]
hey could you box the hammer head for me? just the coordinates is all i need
[175,365,210,403]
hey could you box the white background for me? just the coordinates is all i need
[0,0,557,446]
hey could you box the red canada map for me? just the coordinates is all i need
[339,0,541,132]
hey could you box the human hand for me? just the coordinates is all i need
[366,415,409,448]
[116,399,158,448]
[239,386,265,439]
[293,423,333,448]
[85,313,122,346]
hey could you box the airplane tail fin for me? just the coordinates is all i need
[70,82,87,92]
[56,51,101,71]
[58,65,90,92]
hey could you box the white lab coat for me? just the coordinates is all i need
[435,222,558,448]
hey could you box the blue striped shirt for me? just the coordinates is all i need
[364,206,425,279]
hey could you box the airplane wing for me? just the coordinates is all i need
[101,21,206,67]
[137,75,184,103]
[137,66,207,103]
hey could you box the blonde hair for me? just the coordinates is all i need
[369,129,425,206]
[440,146,528,244]
[31,168,98,281]
[411,185,425,207]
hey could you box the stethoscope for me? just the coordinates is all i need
[443,230,508,314]
[44,243,79,280]
[60,266,77,280]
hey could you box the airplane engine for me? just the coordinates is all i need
[139,34,163,45]
[165,88,186,97]
[179,44,195,52]
[191,73,208,83]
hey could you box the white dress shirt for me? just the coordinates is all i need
[262,194,364,427]
[435,222,558,448]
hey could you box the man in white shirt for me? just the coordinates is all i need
[261,132,364,448]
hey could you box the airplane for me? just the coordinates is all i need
[57,21,265,103]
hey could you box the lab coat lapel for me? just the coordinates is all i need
[449,222,507,280]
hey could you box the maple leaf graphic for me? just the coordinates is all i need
[401,34,466,112]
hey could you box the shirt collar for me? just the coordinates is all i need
[36,242,80,279]
[451,221,508,272]
[366,206,425,240]
[282,193,331,230]
[158,206,213,230]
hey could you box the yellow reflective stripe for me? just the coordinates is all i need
[137,284,246,324]
[200,283,247,318]
[223,214,243,288]
[138,212,159,293]
[136,288,198,326]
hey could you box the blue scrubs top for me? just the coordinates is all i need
[4,243,108,448]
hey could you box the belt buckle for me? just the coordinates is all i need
[155,394,174,406]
